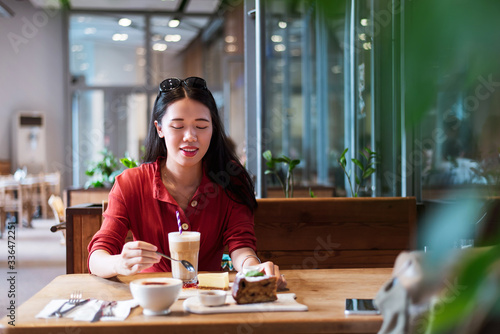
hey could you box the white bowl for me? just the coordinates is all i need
[130,277,182,315]
[198,290,227,307]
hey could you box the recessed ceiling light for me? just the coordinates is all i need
[271,35,282,43]
[164,34,181,42]
[274,44,286,52]
[112,33,128,41]
[225,35,236,43]
[168,19,180,28]
[119,18,132,27]
[152,43,167,51]
[360,19,368,26]
[278,21,287,29]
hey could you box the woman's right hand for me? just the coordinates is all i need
[114,241,161,276]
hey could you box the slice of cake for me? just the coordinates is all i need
[232,271,277,304]
[197,272,230,290]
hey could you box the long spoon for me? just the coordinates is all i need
[156,251,195,272]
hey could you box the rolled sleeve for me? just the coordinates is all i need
[87,183,131,268]
[223,201,257,255]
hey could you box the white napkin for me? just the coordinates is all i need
[36,299,139,321]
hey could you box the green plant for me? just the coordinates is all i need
[263,150,300,198]
[338,147,379,197]
[85,149,139,188]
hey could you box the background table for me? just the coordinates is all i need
[0,268,392,334]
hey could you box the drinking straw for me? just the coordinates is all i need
[176,210,182,234]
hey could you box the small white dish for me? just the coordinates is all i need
[198,290,227,307]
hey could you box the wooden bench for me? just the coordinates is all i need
[254,197,417,269]
[66,197,416,273]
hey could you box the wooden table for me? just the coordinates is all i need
[0,268,392,334]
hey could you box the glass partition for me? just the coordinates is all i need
[261,0,347,196]
[71,90,147,186]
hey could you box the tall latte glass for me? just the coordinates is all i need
[168,231,200,284]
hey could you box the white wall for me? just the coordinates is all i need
[0,1,67,189]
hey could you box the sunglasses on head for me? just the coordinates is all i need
[158,77,207,92]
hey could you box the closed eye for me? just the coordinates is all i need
[171,126,183,129]
[196,126,209,129]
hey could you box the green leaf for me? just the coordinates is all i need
[339,156,346,166]
[309,188,316,198]
[340,148,348,158]
[352,159,364,171]
[362,168,376,179]
[264,170,274,175]
[355,175,361,185]
[281,155,292,164]
[266,161,275,169]
[263,150,272,161]
[275,157,288,163]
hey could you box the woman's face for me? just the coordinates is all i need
[155,97,213,169]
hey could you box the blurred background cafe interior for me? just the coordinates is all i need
[1,0,500,332]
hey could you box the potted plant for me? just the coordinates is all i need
[84,149,139,189]
[263,150,301,198]
[338,147,379,197]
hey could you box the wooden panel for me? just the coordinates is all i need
[254,197,416,269]
[66,204,104,274]
[66,203,134,274]
[257,250,403,269]
[65,187,110,207]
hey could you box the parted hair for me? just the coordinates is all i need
[143,81,257,212]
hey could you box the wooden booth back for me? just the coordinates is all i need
[253,197,417,269]
[66,197,416,274]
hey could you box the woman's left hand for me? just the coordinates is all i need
[258,261,287,291]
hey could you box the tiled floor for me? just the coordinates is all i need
[0,219,66,319]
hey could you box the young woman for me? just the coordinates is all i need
[88,77,286,289]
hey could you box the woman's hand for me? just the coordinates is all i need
[257,261,287,291]
[113,241,161,276]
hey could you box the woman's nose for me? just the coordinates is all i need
[183,127,197,141]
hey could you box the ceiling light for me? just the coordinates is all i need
[360,19,368,26]
[164,34,181,42]
[225,44,237,53]
[112,33,128,41]
[271,35,282,43]
[274,44,286,52]
[118,18,132,27]
[225,35,236,43]
[278,21,287,29]
[152,43,167,51]
[359,33,366,41]
[168,19,180,28]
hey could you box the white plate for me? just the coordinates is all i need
[183,293,308,314]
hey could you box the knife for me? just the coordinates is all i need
[90,301,111,323]
[90,301,116,322]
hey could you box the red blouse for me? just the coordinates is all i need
[87,158,257,273]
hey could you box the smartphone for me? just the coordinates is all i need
[344,298,380,315]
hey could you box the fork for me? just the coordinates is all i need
[51,291,82,317]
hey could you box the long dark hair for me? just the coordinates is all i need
[143,80,257,212]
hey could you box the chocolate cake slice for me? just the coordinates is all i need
[232,271,277,304]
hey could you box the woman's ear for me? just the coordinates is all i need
[154,120,164,138]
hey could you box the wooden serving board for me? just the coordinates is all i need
[183,293,308,314]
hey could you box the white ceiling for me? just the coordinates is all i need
[29,0,221,13]
[30,0,223,54]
